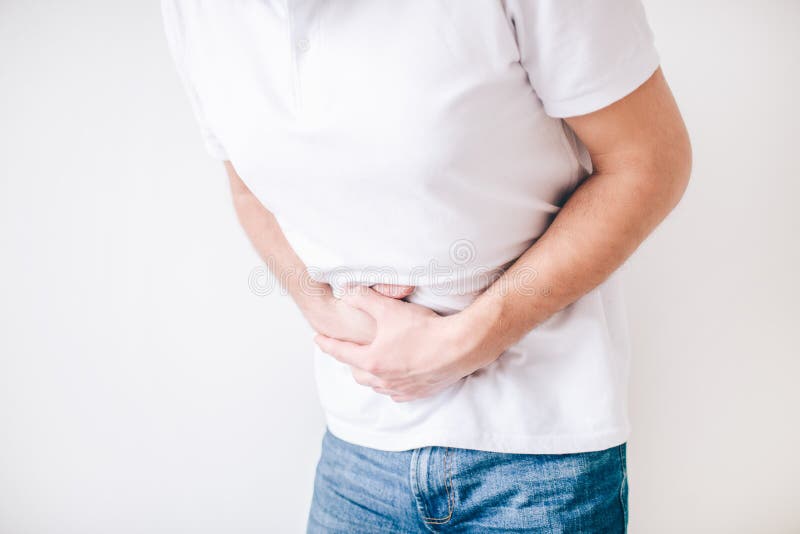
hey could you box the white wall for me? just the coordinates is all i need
[0,1,797,532]
[625,2,800,532]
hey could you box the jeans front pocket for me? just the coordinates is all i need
[442,444,629,533]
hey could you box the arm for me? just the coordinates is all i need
[224,161,412,344]
[457,67,692,358]
[315,68,692,401]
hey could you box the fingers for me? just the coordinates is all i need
[351,367,400,397]
[349,364,426,403]
[350,367,381,387]
[314,334,368,367]
[371,283,415,299]
[358,376,413,402]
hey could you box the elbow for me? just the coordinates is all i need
[651,122,692,213]
[668,126,693,210]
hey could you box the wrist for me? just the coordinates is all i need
[293,282,335,325]
[441,296,506,371]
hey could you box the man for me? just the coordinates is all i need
[162,1,691,531]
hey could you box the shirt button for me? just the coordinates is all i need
[296,38,311,53]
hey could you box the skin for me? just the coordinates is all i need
[228,67,691,403]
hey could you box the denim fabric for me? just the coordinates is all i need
[307,428,628,533]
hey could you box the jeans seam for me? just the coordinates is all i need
[618,444,628,531]
[421,447,455,525]
[410,448,436,533]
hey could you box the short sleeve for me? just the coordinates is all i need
[160,0,229,160]
[505,0,660,118]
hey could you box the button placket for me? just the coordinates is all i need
[286,0,317,112]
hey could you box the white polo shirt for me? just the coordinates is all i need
[162,0,660,454]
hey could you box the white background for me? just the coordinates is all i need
[1,1,798,532]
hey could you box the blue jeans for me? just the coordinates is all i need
[307,428,628,533]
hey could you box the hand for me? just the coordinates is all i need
[314,285,495,402]
[301,283,414,344]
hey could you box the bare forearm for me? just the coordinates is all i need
[449,69,692,365]
[224,161,398,343]
[224,161,329,313]
[456,162,689,360]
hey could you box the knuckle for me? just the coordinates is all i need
[363,359,384,375]
[375,378,392,390]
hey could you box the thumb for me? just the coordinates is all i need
[371,283,415,299]
[340,284,395,318]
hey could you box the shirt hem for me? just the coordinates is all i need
[325,417,631,455]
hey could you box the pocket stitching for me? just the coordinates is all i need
[421,446,455,524]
